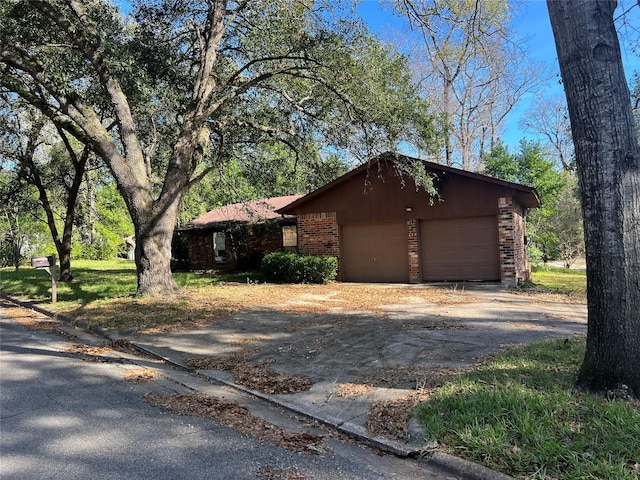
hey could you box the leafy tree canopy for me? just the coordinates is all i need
[483,139,566,207]
[0,0,439,295]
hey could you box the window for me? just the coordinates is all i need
[213,231,226,263]
[282,225,297,248]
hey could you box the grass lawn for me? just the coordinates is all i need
[416,266,638,479]
[0,259,261,307]
[417,338,640,479]
[529,264,587,298]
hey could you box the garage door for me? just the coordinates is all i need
[341,223,408,282]
[421,216,500,281]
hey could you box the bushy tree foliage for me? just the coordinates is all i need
[0,96,93,281]
[179,145,350,227]
[482,139,571,263]
[0,172,49,268]
[545,176,584,268]
[0,0,437,295]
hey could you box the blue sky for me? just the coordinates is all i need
[356,0,640,150]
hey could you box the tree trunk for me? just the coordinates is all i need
[443,78,453,166]
[547,0,640,397]
[132,196,182,297]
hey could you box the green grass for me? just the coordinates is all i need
[528,264,587,297]
[417,337,640,479]
[1,259,137,308]
[0,259,261,311]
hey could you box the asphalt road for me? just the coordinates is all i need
[0,310,458,480]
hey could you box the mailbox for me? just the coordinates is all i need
[31,256,54,268]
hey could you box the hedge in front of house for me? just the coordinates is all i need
[261,252,337,284]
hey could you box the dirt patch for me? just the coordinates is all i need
[364,367,462,441]
[106,338,165,362]
[395,320,467,331]
[145,393,327,455]
[106,338,140,355]
[367,392,430,442]
[16,318,60,332]
[185,353,313,394]
[335,383,374,397]
[123,368,158,383]
[1,299,61,331]
[64,343,112,356]
[363,365,460,390]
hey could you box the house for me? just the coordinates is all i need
[177,195,302,270]
[277,153,540,286]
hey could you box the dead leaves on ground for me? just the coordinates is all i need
[145,393,327,455]
[123,368,158,383]
[1,299,61,332]
[367,392,430,442]
[364,365,460,390]
[68,283,473,333]
[64,343,112,356]
[185,352,313,394]
[335,383,373,398]
[363,366,460,441]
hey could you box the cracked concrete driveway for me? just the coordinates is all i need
[121,283,587,455]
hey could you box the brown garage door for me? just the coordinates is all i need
[341,223,409,282]
[421,216,500,281]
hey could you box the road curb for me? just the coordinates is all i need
[1,292,514,479]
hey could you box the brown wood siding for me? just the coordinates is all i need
[289,162,523,225]
[341,223,409,282]
[420,216,500,281]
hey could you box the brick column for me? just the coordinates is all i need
[498,197,517,286]
[297,212,341,279]
[407,219,420,283]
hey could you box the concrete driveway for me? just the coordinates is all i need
[122,284,587,456]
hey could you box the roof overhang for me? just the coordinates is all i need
[277,152,541,214]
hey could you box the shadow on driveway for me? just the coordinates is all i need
[123,284,587,455]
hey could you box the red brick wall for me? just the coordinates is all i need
[296,212,340,277]
[186,231,214,269]
[186,222,293,271]
[498,197,529,285]
[407,219,420,283]
[512,202,529,281]
[297,212,339,256]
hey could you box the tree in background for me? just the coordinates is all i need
[545,176,584,268]
[632,72,639,139]
[396,0,546,170]
[0,173,48,269]
[0,98,89,281]
[548,0,640,398]
[0,0,438,296]
[178,145,349,229]
[482,139,570,263]
[520,95,575,171]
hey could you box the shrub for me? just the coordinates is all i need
[261,252,337,284]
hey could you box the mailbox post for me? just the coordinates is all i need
[31,255,57,304]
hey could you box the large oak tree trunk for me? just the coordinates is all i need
[124,123,202,297]
[547,0,640,397]
[135,209,180,297]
